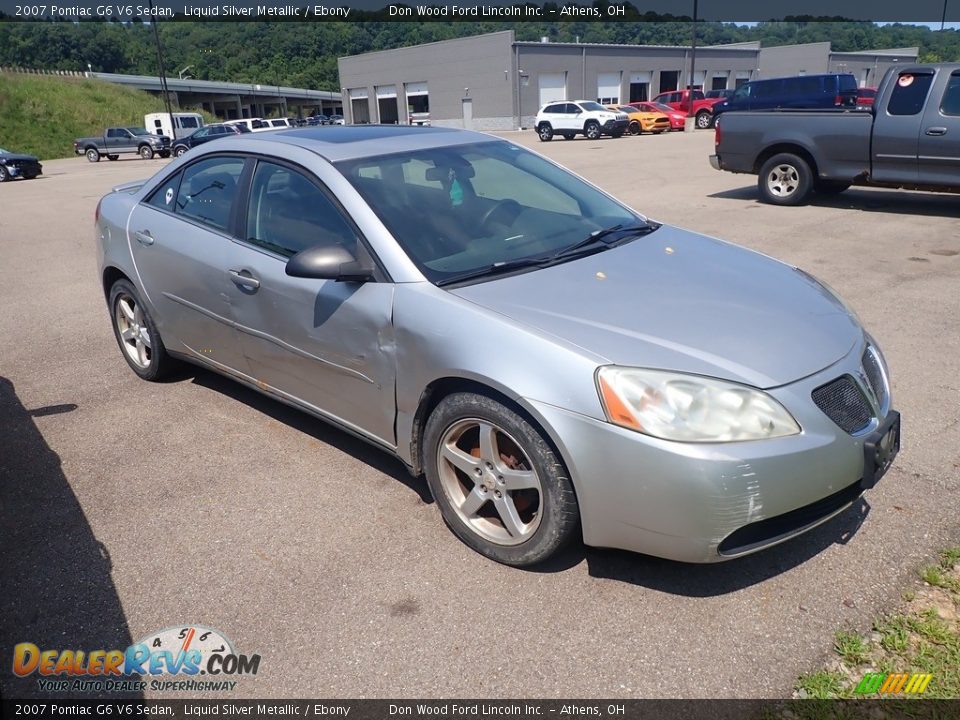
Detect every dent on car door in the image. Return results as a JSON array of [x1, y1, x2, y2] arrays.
[[225, 158, 397, 446], [127, 155, 249, 372], [917, 69, 960, 186]]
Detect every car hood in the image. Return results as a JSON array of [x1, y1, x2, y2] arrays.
[[0, 153, 39, 163], [450, 226, 861, 389]]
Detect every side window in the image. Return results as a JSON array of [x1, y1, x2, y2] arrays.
[[175, 157, 245, 232], [107, 129, 119, 138], [543, 104, 561, 114], [566, 103, 581, 114], [888, 73, 934, 116], [145, 170, 184, 211], [940, 72, 960, 116], [246, 161, 358, 258]]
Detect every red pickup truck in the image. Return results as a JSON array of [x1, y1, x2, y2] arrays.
[[652, 89, 724, 129]]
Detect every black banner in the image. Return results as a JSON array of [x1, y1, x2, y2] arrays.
[[4, 700, 960, 720]]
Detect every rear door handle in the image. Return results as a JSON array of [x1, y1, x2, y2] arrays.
[[228, 269, 260, 290], [133, 230, 154, 246], [926, 127, 948, 136]]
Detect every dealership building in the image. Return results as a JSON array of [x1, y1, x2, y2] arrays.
[[337, 31, 918, 131]]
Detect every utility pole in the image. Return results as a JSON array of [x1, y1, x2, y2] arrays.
[[148, 0, 175, 135], [688, 0, 698, 118], [941, 0, 948, 31]]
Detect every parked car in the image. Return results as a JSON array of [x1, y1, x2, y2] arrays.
[[74, 127, 171, 162], [306, 115, 329, 126], [608, 105, 670, 135], [224, 118, 273, 133], [705, 89, 736, 100], [327, 114, 345, 125], [710, 64, 960, 205], [96, 126, 899, 567], [652, 89, 724, 128], [712, 73, 859, 123], [0, 146, 42, 181], [856, 86, 878, 109], [171, 123, 250, 157], [535, 101, 628, 141], [629, 101, 687, 130]]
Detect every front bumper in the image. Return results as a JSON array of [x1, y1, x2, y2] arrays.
[[528, 341, 896, 563], [2, 162, 42, 178], [602, 119, 629, 135]]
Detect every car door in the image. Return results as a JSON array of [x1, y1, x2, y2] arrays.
[[917, 69, 960, 186], [872, 69, 935, 184], [106, 128, 128, 154], [188, 126, 212, 148], [127, 155, 249, 373], [224, 158, 397, 445]]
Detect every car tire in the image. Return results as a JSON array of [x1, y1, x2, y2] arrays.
[[424, 392, 580, 567], [815, 180, 851, 195], [584, 121, 602, 140], [173, 145, 188, 157], [108, 279, 178, 382], [696, 111, 712, 129], [86, 148, 100, 162], [0, 166, 8, 182], [758, 153, 813, 206], [107, 154, 119, 161], [537, 123, 554, 142], [628, 121, 641, 136], [139, 145, 154, 160], [562, 133, 576, 140]]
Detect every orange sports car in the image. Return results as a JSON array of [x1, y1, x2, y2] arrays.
[[608, 105, 671, 135]]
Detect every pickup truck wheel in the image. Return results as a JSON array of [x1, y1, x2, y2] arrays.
[[815, 180, 851, 195], [537, 123, 554, 142], [85, 148, 100, 163], [139, 145, 154, 160], [584, 121, 602, 140], [107, 155, 119, 161], [696, 111, 712, 129], [758, 153, 813, 206]]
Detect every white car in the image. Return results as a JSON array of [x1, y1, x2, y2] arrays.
[[535, 101, 629, 141], [224, 118, 274, 133]]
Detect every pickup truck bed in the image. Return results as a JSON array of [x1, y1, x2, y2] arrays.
[[710, 63, 960, 205]]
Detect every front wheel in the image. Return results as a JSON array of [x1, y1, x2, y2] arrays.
[[758, 153, 813, 206], [537, 124, 554, 142], [628, 121, 641, 136], [86, 148, 100, 162], [138, 145, 154, 160], [424, 393, 580, 567], [108, 279, 178, 381], [173, 145, 188, 157], [584, 121, 602, 140]]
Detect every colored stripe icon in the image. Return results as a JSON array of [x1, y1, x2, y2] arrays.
[[854, 672, 933, 695]]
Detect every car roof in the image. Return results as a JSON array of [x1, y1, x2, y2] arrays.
[[239, 125, 498, 162]]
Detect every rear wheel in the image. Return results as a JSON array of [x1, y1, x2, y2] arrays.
[[108, 279, 178, 381], [138, 145, 154, 160], [584, 121, 601, 140], [85, 148, 100, 162], [537, 123, 554, 142], [758, 153, 813, 206], [424, 393, 580, 567]]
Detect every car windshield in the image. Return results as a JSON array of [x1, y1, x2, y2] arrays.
[[337, 141, 644, 285], [578, 101, 609, 112], [128, 127, 151, 136]]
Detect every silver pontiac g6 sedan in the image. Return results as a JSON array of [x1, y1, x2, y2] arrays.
[[96, 126, 900, 566]]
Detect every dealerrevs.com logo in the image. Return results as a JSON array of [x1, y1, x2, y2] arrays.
[[13, 625, 261, 693]]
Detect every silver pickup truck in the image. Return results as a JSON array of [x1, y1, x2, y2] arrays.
[[710, 63, 960, 205]]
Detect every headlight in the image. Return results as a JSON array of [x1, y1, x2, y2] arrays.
[[596, 367, 801, 442]]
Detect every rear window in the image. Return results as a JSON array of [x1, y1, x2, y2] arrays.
[[887, 72, 934, 116]]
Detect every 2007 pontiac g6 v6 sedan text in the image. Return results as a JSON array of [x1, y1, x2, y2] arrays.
[[96, 126, 901, 566]]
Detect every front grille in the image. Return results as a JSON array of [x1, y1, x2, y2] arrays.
[[812, 376, 873, 434], [861, 346, 888, 411]]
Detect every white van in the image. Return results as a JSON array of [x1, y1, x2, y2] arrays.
[[224, 118, 274, 133], [145, 112, 204, 140]]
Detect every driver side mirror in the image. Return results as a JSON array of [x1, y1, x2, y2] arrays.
[[285, 245, 373, 282]]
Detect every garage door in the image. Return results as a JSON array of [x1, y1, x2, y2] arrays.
[[629, 71, 652, 102], [376, 85, 399, 124], [348, 88, 369, 124], [597, 72, 621, 104], [539, 73, 567, 106]]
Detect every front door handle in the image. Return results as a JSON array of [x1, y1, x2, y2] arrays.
[[926, 127, 948, 136], [133, 230, 154, 246], [228, 269, 260, 290]]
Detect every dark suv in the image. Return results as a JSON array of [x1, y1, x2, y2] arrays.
[[713, 73, 859, 121], [171, 123, 250, 157]]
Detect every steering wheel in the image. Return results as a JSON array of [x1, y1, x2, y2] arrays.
[[479, 199, 523, 231]]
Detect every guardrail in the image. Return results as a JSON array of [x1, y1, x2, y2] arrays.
[[0, 66, 88, 76]]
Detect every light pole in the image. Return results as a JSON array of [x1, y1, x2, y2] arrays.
[[685, 0, 699, 129]]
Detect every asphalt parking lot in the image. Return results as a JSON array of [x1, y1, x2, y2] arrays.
[[1, 128, 958, 700]]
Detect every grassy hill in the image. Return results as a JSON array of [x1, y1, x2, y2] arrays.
[[0, 72, 211, 160]]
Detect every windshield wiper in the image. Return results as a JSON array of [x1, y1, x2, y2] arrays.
[[435, 256, 554, 287], [552, 222, 660, 261]]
